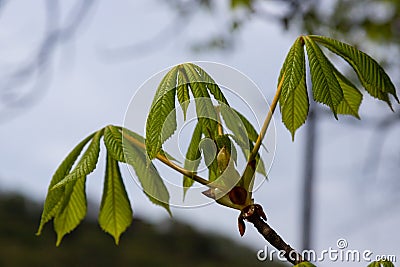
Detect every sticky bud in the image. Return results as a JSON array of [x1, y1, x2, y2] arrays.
[[238, 217, 246, 236], [229, 186, 247, 206], [217, 146, 230, 173]]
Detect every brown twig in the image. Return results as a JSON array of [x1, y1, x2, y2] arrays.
[[240, 204, 304, 265]]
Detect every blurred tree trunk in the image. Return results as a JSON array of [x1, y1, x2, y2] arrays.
[[301, 106, 317, 251]]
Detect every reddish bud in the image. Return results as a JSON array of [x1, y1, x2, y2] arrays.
[[229, 186, 247, 205]]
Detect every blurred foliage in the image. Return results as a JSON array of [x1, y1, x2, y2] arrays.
[[0, 193, 283, 267], [169, 0, 400, 67]]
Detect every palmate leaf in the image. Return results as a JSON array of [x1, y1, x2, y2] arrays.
[[52, 129, 104, 189], [99, 153, 133, 245], [104, 125, 125, 162], [232, 110, 259, 142], [51, 130, 104, 245], [278, 35, 398, 139], [181, 64, 219, 137], [183, 122, 203, 197], [367, 260, 395, 267], [122, 126, 178, 162], [146, 63, 230, 161], [125, 140, 171, 215], [146, 66, 178, 160], [194, 65, 229, 105], [54, 175, 86, 246], [177, 69, 190, 120], [304, 36, 343, 117], [310, 35, 399, 107], [108, 125, 172, 215], [333, 66, 363, 118], [37, 132, 97, 235], [278, 36, 309, 139], [220, 105, 266, 176], [293, 262, 317, 267]]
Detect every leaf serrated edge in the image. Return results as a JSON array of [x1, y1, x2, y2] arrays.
[[304, 36, 343, 117], [36, 131, 97, 235], [52, 129, 104, 189], [99, 152, 133, 245], [310, 35, 399, 108], [145, 66, 178, 160]]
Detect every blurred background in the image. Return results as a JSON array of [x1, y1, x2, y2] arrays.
[[0, 0, 399, 266]]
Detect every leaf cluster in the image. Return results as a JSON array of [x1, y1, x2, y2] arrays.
[[38, 36, 398, 258], [37, 125, 170, 245], [279, 35, 399, 139]]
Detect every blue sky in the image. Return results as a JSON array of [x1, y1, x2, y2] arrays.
[[0, 1, 398, 266]]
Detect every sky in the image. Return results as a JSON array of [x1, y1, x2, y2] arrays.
[[0, 1, 399, 266]]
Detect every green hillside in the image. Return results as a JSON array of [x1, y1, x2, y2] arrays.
[[0, 193, 283, 267]]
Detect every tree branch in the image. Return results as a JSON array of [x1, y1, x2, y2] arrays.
[[241, 204, 304, 265]]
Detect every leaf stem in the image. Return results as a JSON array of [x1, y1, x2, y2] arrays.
[[246, 73, 285, 167], [121, 130, 212, 187], [215, 105, 224, 136]]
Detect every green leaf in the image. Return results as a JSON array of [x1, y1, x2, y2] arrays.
[[177, 69, 190, 120], [368, 260, 395, 267], [52, 129, 104, 189], [193, 64, 229, 105], [146, 63, 230, 160], [182, 64, 219, 137], [104, 125, 125, 162], [146, 66, 178, 160], [294, 262, 317, 267], [230, 0, 252, 9], [219, 105, 265, 176], [220, 105, 251, 148], [125, 140, 171, 215], [279, 36, 309, 139], [225, 128, 266, 178], [304, 36, 343, 117], [310, 35, 399, 108], [37, 132, 96, 235], [183, 122, 203, 197], [54, 175, 87, 246], [232, 110, 259, 142], [333, 67, 363, 118], [121, 126, 179, 163], [99, 153, 133, 245]]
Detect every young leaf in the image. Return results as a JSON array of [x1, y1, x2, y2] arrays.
[[367, 260, 395, 267], [183, 122, 203, 197], [37, 132, 96, 235], [182, 64, 219, 136], [304, 36, 343, 117], [219, 105, 265, 175], [293, 262, 317, 267], [125, 141, 171, 215], [177, 69, 190, 120], [53, 176, 87, 246], [193, 64, 229, 105], [333, 67, 363, 118], [104, 125, 125, 162], [220, 105, 250, 148], [146, 66, 178, 160], [52, 129, 104, 189], [310, 35, 399, 107], [99, 153, 133, 245], [232, 110, 259, 142], [121, 126, 179, 162], [228, 134, 266, 176], [278, 36, 309, 139]]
